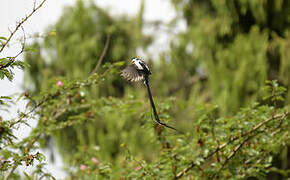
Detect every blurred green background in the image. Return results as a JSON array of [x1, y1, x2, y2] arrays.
[[22, 0, 290, 179]]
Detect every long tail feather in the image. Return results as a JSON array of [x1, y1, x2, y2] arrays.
[[144, 77, 178, 131]]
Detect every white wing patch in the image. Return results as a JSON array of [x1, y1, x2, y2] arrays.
[[132, 59, 143, 70], [135, 61, 143, 70]]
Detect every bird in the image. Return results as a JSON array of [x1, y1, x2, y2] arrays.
[[121, 57, 177, 131]]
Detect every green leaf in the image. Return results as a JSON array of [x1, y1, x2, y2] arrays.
[[0, 71, 3, 79], [113, 61, 125, 67], [16, 93, 25, 102], [1, 150, 12, 159], [12, 60, 29, 69], [35, 152, 46, 162], [0, 36, 7, 40], [1, 69, 13, 81], [0, 96, 12, 100], [0, 58, 10, 65], [24, 47, 37, 52], [23, 172, 30, 179]]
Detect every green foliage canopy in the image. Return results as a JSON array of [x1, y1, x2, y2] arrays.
[[0, 0, 289, 179]]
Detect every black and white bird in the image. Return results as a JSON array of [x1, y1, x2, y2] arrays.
[[121, 57, 177, 131], [121, 58, 151, 82]]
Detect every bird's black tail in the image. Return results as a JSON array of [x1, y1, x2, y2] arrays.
[[144, 77, 178, 131]]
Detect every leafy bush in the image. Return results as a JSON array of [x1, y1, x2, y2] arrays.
[[0, 0, 289, 179]]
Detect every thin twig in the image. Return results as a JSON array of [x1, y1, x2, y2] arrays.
[[0, 0, 47, 53], [4, 164, 18, 180], [91, 34, 110, 75], [124, 145, 156, 177], [175, 112, 289, 179], [213, 121, 287, 179], [0, 26, 26, 70], [208, 112, 289, 158], [212, 131, 260, 179], [39, 173, 56, 180], [5, 69, 111, 179], [210, 114, 220, 162], [176, 161, 195, 178], [33, 0, 37, 10], [9, 69, 110, 128]]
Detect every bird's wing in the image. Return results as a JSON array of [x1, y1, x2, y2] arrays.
[[139, 61, 151, 75], [121, 64, 144, 82]]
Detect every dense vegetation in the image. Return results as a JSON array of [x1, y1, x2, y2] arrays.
[[0, 0, 289, 179]]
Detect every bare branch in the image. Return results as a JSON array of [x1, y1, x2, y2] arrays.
[[0, 26, 26, 70], [33, 0, 37, 10], [91, 34, 111, 75], [0, 0, 47, 53]]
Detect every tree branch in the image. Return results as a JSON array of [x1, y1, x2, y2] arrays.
[[5, 69, 111, 179], [175, 112, 289, 179], [208, 112, 289, 158], [9, 69, 110, 128], [91, 34, 110, 75], [212, 131, 261, 179], [0, 26, 26, 71], [176, 161, 196, 178], [0, 0, 47, 53]]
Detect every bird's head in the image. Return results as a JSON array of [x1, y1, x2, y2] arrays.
[[131, 57, 139, 64]]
